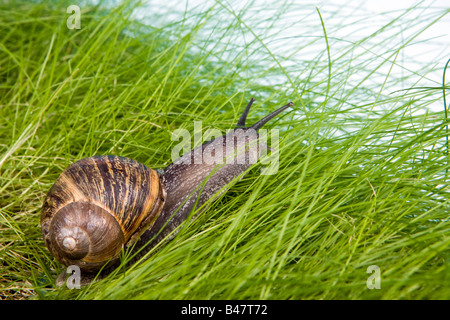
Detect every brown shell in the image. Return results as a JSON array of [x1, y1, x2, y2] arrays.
[[41, 155, 166, 271]]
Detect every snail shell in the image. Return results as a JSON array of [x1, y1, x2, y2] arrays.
[[41, 155, 166, 272]]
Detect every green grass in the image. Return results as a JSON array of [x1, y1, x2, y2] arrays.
[[1, 0, 449, 299]]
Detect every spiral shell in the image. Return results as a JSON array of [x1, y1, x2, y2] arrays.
[[41, 155, 166, 272]]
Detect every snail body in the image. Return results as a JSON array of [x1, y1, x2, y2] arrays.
[[41, 99, 293, 278]]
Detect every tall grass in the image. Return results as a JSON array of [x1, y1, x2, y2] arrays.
[[0, 0, 449, 299]]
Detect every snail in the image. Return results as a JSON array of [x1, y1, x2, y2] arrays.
[[41, 98, 293, 283]]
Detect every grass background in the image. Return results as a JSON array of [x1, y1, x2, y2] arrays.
[[0, 0, 449, 299]]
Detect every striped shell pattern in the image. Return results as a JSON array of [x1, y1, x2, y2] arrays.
[[41, 156, 166, 271]]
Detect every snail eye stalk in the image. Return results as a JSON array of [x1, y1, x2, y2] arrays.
[[250, 101, 294, 131], [236, 98, 256, 127]]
